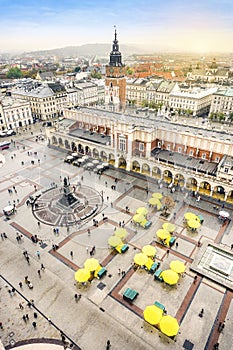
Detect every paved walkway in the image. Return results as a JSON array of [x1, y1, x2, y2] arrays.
[[0, 128, 233, 350]]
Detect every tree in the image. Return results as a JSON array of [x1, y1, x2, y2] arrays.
[[228, 112, 233, 125], [6, 67, 23, 79], [141, 100, 149, 107], [90, 70, 102, 79], [126, 67, 134, 75]]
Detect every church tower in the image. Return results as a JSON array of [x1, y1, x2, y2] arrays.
[[105, 28, 126, 111]]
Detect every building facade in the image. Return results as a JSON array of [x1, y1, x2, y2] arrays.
[[0, 96, 33, 130], [47, 107, 233, 203], [209, 87, 233, 116]]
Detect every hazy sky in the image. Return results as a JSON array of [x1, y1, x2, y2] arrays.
[[0, 0, 233, 53]]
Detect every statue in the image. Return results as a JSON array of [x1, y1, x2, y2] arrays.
[[64, 177, 68, 187]]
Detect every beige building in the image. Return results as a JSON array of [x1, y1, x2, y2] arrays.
[[169, 87, 217, 116], [11, 83, 67, 121], [0, 96, 33, 131], [47, 107, 233, 203], [209, 87, 233, 116]]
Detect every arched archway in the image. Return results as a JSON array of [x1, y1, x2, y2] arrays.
[[186, 177, 197, 191], [174, 173, 185, 187], [142, 163, 150, 175], [132, 160, 140, 172], [93, 148, 99, 159], [119, 157, 126, 169], [199, 181, 211, 196], [78, 143, 84, 154], [85, 146, 91, 155], [213, 185, 225, 200], [163, 169, 173, 184], [227, 190, 233, 204], [64, 139, 70, 149], [100, 151, 107, 161], [71, 142, 77, 151], [109, 153, 115, 165], [58, 137, 63, 146], [52, 136, 57, 145], [152, 166, 161, 179]]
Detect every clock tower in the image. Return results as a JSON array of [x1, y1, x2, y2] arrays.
[[105, 28, 126, 111]]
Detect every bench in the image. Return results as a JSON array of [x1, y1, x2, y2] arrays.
[[97, 267, 107, 279], [123, 288, 139, 303], [154, 268, 163, 281], [169, 237, 176, 246], [154, 301, 166, 311], [121, 244, 129, 253], [150, 262, 160, 273]]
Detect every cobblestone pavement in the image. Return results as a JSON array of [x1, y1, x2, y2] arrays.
[[0, 127, 233, 350]]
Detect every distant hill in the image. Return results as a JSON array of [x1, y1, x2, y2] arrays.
[[25, 43, 148, 58]]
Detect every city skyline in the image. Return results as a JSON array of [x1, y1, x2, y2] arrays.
[[0, 0, 233, 53]]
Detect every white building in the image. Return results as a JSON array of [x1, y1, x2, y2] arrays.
[[0, 96, 33, 131], [209, 87, 233, 116]]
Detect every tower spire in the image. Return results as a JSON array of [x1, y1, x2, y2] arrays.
[[109, 25, 122, 67]]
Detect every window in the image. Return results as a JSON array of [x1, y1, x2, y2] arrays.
[[119, 137, 126, 152], [158, 141, 161, 148], [224, 168, 229, 173], [139, 143, 144, 151], [178, 147, 182, 153], [202, 153, 206, 159], [167, 144, 171, 151], [189, 150, 193, 156], [215, 156, 220, 162]]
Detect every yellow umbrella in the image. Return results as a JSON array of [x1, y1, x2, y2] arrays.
[[187, 219, 201, 229], [74, 268, 90, 283], [184, 212, 197, 221], [161, 269, 179, 285], [156, 229, 170, 240], [134, 253, 149, 266], [136, 207, 148, 216], [143, 305, 163, 325], [142, 245, 156, 257], [133, 214, 145, 223], [84, 258, 100, 271], [159, 315, 179, 337], [162, 223, 176, 233], [149, 197, 161, 206], [108, 235, 122, 247], [114, 228, 128, 239], [152, 192, 163, 199], [170, 260, 186, 274]]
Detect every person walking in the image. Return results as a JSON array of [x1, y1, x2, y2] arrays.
[[37, 270, 41, 277], [70, 251, 73, 259], [106, 340, 111, 349], [36, 251, 40, 259], [41, 263, 45, 271], [32, 321, 37, 328]]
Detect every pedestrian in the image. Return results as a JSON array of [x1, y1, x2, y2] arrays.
[[19, 303, 24, 310], [118, 268, 121, 275], [32, 321, 37, 328], [175, 242, 178, 249], [36, 251, 40, 259], [106, 340, 111, 349], [193, 275, 197, 284], [34, 312, 38, 319], [214, 343, 219, 350], [86, 247, 89, 254], [41, 263, 45, 270], [22, 315, 27, 322], [199, 308, 204, 318], [37, 221, 40, 227], [3, 232, 7, 239], [70, 251, 73, 259], [19, 282, 23, 288], [87, 228, 91, 236], [106, 196, 109, 201], [25, 314, 29, 320], [220, 321, 225, 332], [166, 249, 169, 255], [1, 233, 3, 240], [26, 256, 30, 264], [231, 244, 233, 250], [37, 270, 41, 277]]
